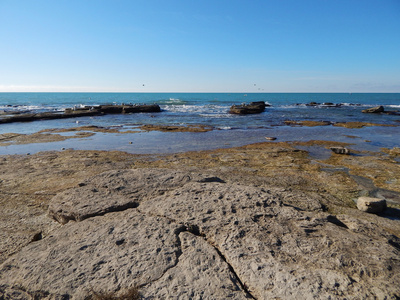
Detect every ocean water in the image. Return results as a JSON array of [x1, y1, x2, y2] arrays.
[[0, 93, 399, 155]]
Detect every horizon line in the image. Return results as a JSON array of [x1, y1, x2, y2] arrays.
[[1, 91, 399, 94]]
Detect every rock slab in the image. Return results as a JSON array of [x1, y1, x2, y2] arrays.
[[48, 169, 221, 224], [1, 169, 400, 299]]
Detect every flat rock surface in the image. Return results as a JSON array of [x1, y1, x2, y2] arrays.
[[1, 210, 199, 299], [1, 169, 399, 299], [139, 180, 400, 299], [48, 169, 224, 223]]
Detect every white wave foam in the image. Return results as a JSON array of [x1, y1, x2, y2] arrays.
[[158, 98, 188, 105], [199, 113, 233, 118], [0, 104, 44, 111], [162, 104, 228, 114]]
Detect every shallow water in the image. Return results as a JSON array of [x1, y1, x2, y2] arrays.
[[1, 93, 399, 155], [1, 124, 398, 156]]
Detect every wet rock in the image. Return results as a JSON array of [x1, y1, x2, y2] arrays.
[[330, 146, 350, 155], [98, 104, 161, 114], [362, 106, 384, 113], [357, 196, 387, 213], [229, 101, 266, 114], [382, 110, 400, 116], [0, 104, 161, 124]]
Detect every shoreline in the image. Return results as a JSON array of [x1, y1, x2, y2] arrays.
[[1, 132, 400, 298]]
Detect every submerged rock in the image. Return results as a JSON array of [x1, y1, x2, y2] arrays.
[[362, 106, 384, 113]]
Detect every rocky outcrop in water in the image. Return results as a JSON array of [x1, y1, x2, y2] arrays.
[[0, 104, 161, 124], [330, 146, 350, 155], [306, 102, 342, 107], [1, 168, 399, 299], [362, 105, 400, 115], [362, 106, 385, 113], [229, 101, 267, 114]]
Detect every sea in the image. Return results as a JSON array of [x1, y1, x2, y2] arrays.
[[0, 93, 399, 155]]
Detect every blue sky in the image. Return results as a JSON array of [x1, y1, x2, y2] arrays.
[[1, 0, 399, 92]]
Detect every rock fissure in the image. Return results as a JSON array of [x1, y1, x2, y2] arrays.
[[74, 201, 140, 222], [139, 225, 185, 289], [173, 221, 256, 299], [203, 238, 257, 299], [50, 200, 140, 224], [5, 167, 398, 298], [136, 206, 255, 298]]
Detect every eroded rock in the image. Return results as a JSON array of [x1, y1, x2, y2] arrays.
[[0, 210, 182, 299], [1, 169, 399, 299], [48, 169, 223, 224], [143, 232, 249, 299], [139, 181, 400, 299]]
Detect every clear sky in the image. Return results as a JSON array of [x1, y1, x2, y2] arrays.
[[1, 0, 399, 92]]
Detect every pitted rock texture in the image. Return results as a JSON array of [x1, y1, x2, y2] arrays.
[[1, 210, 182, 299], [48, 169, 224, 224], [143, 231, 249, 299], [139, 181, 400, 299], [1, 169, 400, 299]]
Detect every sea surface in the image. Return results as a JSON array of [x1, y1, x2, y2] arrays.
[[0, 93, 399, 155]]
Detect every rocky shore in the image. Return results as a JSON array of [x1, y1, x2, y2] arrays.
[[0, 139, 400, 299]]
